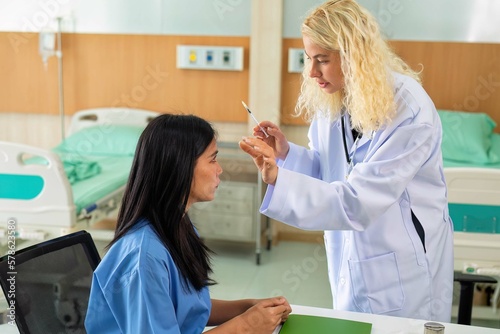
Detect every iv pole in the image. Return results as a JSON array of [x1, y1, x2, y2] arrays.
[[39, 17, 66, 141], [56, 17, 65, 141]]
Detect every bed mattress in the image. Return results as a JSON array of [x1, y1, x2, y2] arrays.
[[71, 155, 133, 214]]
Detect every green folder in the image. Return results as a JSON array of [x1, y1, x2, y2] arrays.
[[279, 314, 372, 333]]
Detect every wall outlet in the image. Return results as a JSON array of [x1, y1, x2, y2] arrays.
[[288, 48, 305, 73], [177, 45, 244, 71]]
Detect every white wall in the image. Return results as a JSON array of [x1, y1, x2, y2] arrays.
[[0, 0, 251, 36], [284, 0, 500, 43], [0, 113, 248, 150], [1, 0, 500, 42], [0, 113, 70, 149]]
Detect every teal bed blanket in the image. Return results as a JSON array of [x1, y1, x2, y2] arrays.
[[60, 157, 101, 185], [69, 154, 133, 214]]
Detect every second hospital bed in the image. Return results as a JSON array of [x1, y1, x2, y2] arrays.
[[439, 110, 500, 318], [0, 107, 159, 244]]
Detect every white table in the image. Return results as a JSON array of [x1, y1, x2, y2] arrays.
[[273, 304, 500, 334], [2, 304, 499, 333]]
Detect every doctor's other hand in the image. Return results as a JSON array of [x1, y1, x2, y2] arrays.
[[239, 136, 279, 185], [253, 121, 290, 160], [240, 297, 292, 333]]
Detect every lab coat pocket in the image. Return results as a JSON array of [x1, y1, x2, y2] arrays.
[[349, 252, 404, 314]]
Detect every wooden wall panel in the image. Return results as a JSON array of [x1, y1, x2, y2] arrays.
[[281, 39, 500, 130], [281, 38, 305, 125], [0, 32, 250, 122], [2, 33, 499, 128], [391, 41, 500, 128], [1, 32, 59, 115]]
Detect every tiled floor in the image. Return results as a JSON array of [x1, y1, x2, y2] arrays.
[[206, 239, 333, 309], [205, 239, 500, 330]]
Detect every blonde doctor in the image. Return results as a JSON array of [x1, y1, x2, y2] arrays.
[[239, 0, 454, 322]]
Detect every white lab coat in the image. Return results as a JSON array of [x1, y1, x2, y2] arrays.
[[261, 73, 454, 322]]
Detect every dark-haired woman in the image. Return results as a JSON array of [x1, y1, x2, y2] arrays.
[[85, 114, 291, 333]]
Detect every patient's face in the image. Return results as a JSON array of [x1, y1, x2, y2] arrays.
[[188, 139, 222, 209]]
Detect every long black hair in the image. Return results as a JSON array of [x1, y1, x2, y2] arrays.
[[110, 113, 216, 291]]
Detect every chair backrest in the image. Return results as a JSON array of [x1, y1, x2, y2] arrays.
[[0, 230, 101, 334]]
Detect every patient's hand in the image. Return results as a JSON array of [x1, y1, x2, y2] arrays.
[[240, 297, 291, 333]]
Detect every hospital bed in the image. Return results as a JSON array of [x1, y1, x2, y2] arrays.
[[0, 107, 159, 248], [439, 110, 500, 319]]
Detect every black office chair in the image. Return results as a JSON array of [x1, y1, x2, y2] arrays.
[[0, 230, 101, 334], [454, 271, 497, 325]]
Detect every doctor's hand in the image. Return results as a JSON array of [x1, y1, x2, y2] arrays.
[[239, 136, 279, 185], [252, 121, 290, 160]]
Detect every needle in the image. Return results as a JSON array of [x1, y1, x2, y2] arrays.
[[241, 101, 269, 138]]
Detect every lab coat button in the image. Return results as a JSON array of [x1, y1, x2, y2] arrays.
[[340, 277, 346, 285]]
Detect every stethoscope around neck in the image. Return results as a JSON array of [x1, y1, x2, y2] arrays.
[[341, 114, 360, 163], [341, 114, 362, 178], [340, 114, 375, 178]]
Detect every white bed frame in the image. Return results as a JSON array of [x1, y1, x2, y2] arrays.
[[445, 167, 500, 268], [444, 167, 500, 317], [0, 108, 159, 245]]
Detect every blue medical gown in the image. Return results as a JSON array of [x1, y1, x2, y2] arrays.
[[85, 220, 211, 334]]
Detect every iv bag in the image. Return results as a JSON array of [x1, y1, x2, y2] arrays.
[[39, 30, 56, 65]]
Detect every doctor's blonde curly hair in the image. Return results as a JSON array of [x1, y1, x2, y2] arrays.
[[295, 0, 421, 133]]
